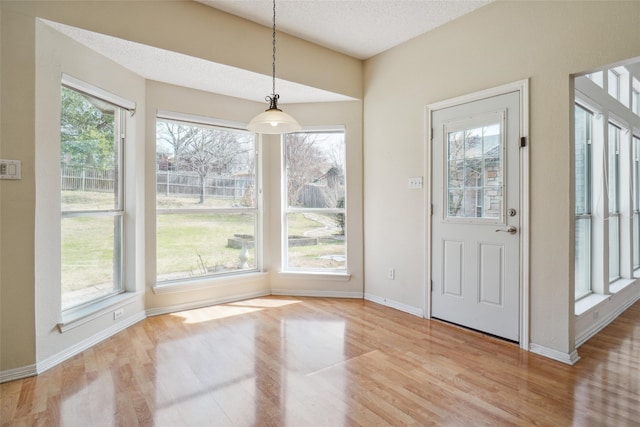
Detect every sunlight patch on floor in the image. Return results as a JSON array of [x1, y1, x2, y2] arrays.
[[170, 297, 302, 323]]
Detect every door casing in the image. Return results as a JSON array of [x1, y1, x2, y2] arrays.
[[425, 80, 530, 349]]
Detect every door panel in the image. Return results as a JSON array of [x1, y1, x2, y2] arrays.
[[431, 92, 520, 341]]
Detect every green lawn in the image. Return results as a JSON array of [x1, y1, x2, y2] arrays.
[[62, 192, 346, 298]]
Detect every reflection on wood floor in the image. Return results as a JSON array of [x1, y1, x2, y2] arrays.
[[2, 297, 639, 426]]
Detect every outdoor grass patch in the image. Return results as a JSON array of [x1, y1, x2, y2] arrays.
[[61, 216, 117, 291], [156, 212, 256, 280], [287, 212, 323, 236], [62, 193, 347, 286]]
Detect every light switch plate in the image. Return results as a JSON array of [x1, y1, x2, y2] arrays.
[[408, 176, 423, 189], [0, 159, 21, 180]]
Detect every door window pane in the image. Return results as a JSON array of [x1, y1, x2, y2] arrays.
[[446, 120, 502, 220]]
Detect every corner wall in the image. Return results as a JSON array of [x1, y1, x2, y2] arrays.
[[0, 0, 363, 377], [363, 0, 640, 358]]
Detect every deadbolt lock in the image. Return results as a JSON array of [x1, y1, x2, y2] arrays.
[[507, 208, 517, 217]]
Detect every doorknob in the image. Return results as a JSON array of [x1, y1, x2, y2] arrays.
[[495, 226, 517, 235]]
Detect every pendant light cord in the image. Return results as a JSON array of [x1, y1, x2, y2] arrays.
[[271, 0, 277, 97], [266, 0, 280, 110]]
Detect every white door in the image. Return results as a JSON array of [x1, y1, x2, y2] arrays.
[[431, 91, 520, 341]]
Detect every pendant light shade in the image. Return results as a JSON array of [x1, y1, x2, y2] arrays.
[[248, 94, 301, 134], [248, 0, 301, 135]]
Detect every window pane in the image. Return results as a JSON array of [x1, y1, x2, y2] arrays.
[[608, 69, 620, 100], [634, 213, 640, 270], [574, 105, 593, 299], [575, 106, 592, 215], [285, 212, 346, 270], [60, 84, 124, 311], [634, 137, 640, 269], [156, 120, 256, 209], [61, 215, 122, 310], [609, 215, 620, 281], [575, 218, 591, 299], [608, 125, 620, 213], [587, 71, 603, 88], [446, 121, 502, 220], [283, 130, 347, 272], [157, 212, 256, 282], [285, 132, 345, 209], [155, 117, 258, 284], [634, 136, 640, 211], [61, 87, 122, 211]]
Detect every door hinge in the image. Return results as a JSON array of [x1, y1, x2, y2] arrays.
[[430, 280, 433, 292], [431, 204, 433, 215], [520, 136, 526, 148]]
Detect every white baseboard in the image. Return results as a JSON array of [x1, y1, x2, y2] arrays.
[[529, 343, 580, 365], [575, 292, 640, 347], [364, 293, 424, 317], [35, 312, 146, 376], [270, 289, 363, 299], [145, 290, 271, 317], [0, 364, 38, 384]]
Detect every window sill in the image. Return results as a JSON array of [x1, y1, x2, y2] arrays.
[[575, 293, 610, 316], [152, 271, 269, 294], [610, 278, 636, 294], [276, 271, 352, 282], [58, 292, 140, 333]]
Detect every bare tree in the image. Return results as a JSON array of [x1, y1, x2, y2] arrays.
[[285, 133, 326, 206], [184, 127, 247, 203], [157, 120, 250, 204], [156, 121, 196, 171]]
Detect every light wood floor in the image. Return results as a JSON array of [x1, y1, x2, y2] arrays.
[[2, 297, 639, 426]]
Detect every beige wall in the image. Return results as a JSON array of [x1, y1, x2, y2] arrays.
[[0, 0, 362, 375], [4, 0, 640, 377], [363, 0, 640, 358]]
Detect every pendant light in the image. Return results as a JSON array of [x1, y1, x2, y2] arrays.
[[248, 0, 301, 134]]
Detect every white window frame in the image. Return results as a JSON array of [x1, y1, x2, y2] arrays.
[[633, 135, 640, 272], [281, 128, 348, 274], [575, 66, 640, 308], [574, 103, 593, 300], [608, 123, 621, 282], [59, 74, 136, 319], [154, 111, 262, 286]]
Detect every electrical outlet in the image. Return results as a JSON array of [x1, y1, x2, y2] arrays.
[[388, 268, 395, 280], [113, 309, 124, 320]]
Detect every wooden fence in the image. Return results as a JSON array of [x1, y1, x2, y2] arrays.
[[61, 165, 253, 200]]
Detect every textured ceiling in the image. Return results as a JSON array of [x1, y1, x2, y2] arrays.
[[197, 0, 492, 60], [43, 1, 493, 104]]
